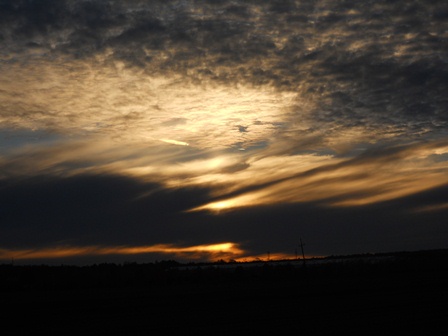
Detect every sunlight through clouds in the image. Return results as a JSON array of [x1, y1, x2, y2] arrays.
[[188, 141, 448, 211], [0, 58, 297, 150], [1, 0, 448, 263], [0, 242, 244, 262]]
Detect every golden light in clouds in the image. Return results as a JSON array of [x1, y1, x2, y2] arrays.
[[160, 139, 189, 146], [0, 243, 244, 262], [0, 58, 296, 150], [4, 57, 447, 215], [188, 142, 448, 211], [413, 203, 448, 214], [189, 194, 261, 213]]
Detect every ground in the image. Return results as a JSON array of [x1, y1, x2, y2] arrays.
[[2, 251, 448, 335]]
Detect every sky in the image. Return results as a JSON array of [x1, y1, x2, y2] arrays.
[[1, 0, 448, 265]]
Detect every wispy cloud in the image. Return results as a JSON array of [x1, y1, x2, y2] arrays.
[[189, 140, 448, 210], [0, 242, 244, 262]]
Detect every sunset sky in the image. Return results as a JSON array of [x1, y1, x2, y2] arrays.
[[1, 0, 448, 265]]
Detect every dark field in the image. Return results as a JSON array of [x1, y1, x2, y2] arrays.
[[2, 250, 448, 335]]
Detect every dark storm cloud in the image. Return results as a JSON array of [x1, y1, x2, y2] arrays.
[[1, 171, 447, 261], [2, 0, 447, 139], [208, 185, 448, 258], [0, 173, 212, 249]]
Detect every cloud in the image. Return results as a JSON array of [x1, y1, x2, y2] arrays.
[[2, 128, 448, 215], [0, 173, 211, 248], [1, 0, 448, 263], [2, 0, 447, 141], [0, 242, 244, 263], [160, 139, 189, 146], [188, 140, 448, 211], [1, 171, 447, 264], [0, 61, 296, 151]]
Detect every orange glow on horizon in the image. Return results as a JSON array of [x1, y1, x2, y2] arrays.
[[0, 243, 321, 264], [0, 242, 245, 262], [233, 252, 324, 263]]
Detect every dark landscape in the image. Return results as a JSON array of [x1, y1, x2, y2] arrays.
[[2, 249, 448, 335]]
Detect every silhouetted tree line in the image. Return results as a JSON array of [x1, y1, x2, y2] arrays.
[[0, 260, 180, 291], [2, 249, 448, 292]]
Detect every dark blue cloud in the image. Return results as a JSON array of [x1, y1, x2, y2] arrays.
[[1, 172, 447, 261], [0, 174, 211, 248]]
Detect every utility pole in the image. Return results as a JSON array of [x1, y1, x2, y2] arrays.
[[300, 238, 306, 268], [300, 238, 309, 288]]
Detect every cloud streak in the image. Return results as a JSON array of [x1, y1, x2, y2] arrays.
[[188, 140, 448, 211], [0, 242, 244, 262]]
